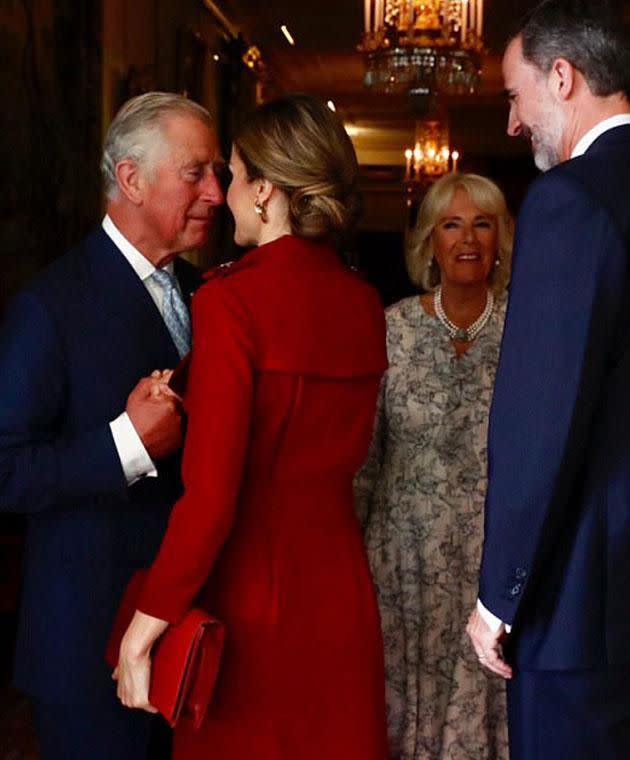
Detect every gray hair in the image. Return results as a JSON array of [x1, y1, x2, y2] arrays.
[[406, 173, 513, 296], [101, 92, 213, 200], [516, 0, 630, 97]]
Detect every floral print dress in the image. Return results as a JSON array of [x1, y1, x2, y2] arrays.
[[355, 295, 509, 760]]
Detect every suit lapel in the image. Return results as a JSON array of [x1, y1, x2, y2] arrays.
[[174, 257, 203, 309], [82, 227, 181, 368]]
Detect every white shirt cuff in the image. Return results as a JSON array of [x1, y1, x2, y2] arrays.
[[110, 412, 158, 486], [477, 598, 512, 634]]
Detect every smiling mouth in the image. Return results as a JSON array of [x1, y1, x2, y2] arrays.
[[456, 253, 481, 261]]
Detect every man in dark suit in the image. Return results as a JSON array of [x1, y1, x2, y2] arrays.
[[0, 92, 224, 759], [466, 1, 630, 757]]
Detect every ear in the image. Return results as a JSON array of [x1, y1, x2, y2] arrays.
[[114, 159, 146, 205], [254, 177, 274, 205], [548, 57, 576, 101]]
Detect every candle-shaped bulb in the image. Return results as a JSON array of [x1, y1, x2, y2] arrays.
[[404, 148, 413, 180]]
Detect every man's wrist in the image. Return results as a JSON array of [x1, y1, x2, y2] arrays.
[[110, 412, 157, 485], [477, 598, 512, 634]]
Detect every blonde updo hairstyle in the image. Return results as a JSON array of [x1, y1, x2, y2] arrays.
[[406, 173, 513, 295], [233, 94, 360, 251]]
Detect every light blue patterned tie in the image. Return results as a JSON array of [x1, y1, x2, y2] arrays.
[[151, 268, 191, 358]]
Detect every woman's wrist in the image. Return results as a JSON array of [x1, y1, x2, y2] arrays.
[[120, 609, 169, 660]]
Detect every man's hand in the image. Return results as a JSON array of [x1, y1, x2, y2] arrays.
[[126, 375, 183, 460], [466, 608, 513, 679]]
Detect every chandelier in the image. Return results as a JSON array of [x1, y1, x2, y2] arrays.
[[359, 0, 484, 96], [404, 119, 460, 204]]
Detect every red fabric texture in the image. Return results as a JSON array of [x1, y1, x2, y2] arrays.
[[139, 235, 389, 759]]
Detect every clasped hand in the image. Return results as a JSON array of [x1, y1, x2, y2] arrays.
[[126, 369, 184, 460], [146, 368, 182, 402]]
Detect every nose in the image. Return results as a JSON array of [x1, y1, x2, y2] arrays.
[[201, 169, 225, 206], [462, 223, 476, 243], [507, 105, 522, 137]]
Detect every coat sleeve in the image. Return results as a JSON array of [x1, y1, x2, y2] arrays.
[[0, 289, 128, 513], [478, 171, 628, 625], [353, 374, 387, 530], [138, 280, 255, 623]]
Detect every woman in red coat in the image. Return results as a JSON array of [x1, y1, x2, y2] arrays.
[[114, 94, 389, 759]]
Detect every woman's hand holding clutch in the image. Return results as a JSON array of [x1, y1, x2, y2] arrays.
[[113, 609, 169, 713]]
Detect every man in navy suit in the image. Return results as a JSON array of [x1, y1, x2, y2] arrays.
[[0, 92, 224, 759], [466, 1, 630, 757]]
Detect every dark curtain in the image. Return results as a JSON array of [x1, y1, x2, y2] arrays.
[[0, 0, 103, 314]]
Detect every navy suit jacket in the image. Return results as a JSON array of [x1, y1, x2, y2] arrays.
[[0, 226, 201, 702], [479, 124, 630, 670]]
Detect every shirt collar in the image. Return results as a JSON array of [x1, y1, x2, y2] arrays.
[[571, 114, 630, 158], [101, 215, 174, 280]]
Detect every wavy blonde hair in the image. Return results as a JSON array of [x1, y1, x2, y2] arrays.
[[406, 173, 513, 295], [233, 95, 360, 251]]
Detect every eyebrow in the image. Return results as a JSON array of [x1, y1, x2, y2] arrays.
[[181, 160, 205, 170], [440, 214, 492, 221], [180, 158, 226, 174]]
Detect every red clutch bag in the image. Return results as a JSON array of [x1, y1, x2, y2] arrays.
[[106, 570, 225, 730]]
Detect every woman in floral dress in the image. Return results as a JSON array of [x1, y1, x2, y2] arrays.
[[356, 173, 513, 760]]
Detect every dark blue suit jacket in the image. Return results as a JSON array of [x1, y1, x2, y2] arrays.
[[0, 226, 201, 702], [479, 124, 630, 670]]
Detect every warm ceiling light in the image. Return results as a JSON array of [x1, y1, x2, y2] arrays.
[[404, 119, 460, 183], [212, 54, 220, 62], [242, 45, 263, 71], [327, 100, 336, 112], [280, 25, 295, 45], [360, 0, 484, 96]]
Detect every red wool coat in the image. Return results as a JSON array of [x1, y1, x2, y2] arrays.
[[139, 234, 389, 759]]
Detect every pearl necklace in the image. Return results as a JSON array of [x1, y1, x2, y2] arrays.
[[433, 285, 494, 342]]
